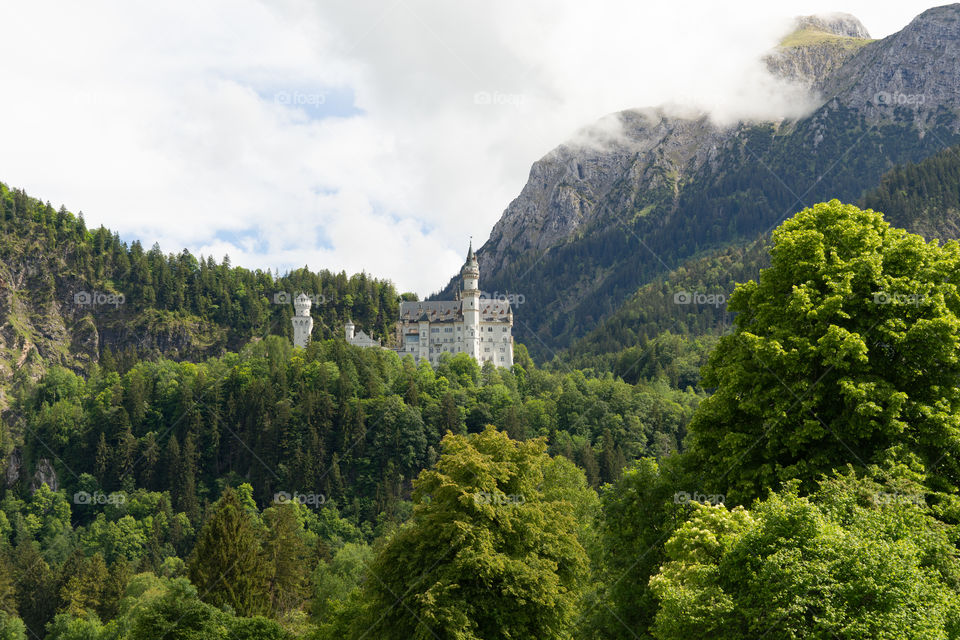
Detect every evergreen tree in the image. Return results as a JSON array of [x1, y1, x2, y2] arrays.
[[187, 487, 268, 617]]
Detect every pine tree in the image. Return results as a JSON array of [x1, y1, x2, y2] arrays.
[[187, 488, 268, 617]]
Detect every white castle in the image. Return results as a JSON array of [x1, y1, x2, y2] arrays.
[[292, 243, 515, 367]]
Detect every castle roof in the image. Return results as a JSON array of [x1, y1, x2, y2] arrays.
[[399, 298, 512, 323]]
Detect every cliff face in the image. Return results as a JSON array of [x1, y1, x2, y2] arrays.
[[483, 110, 733, 273], [445, 5, 960, 358], [764, 13, 873, 94]]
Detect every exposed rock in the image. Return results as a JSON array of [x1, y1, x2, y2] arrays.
[[822, 4, 960, 127], [483, 109, 735, 272], [764, 14, 873, 94], [447, 4, 960, 356], [478, 5, 960, 279], [30, 458, 58, 493], [794, 13, 871, 39], [5, 449, 20, 487]]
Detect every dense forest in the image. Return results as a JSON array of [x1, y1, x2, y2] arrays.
[[0, 181, 403, 377], [6, 143, 960, 636], [0, 200, 956, 638]]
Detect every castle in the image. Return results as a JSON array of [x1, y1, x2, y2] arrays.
[[394, 242, 514, 367], [291, 243, 514, 367]]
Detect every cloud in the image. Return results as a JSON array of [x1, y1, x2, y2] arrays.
[[0, 0, 939, 295]]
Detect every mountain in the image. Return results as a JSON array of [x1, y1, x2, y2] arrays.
[[764, 13, 874, 92], [438, 4, 960, 361], [558, 141, 960, 383]]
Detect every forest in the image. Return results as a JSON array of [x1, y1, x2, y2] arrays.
[[0, 199, 956, 638]]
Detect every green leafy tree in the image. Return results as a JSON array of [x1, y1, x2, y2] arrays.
[[310, 542, 373, 622], [0, 612, 25, 640], [187, 488, 267, 617], [685, 200, 960, 502], [128, 577, 228, 640], [336, 427, 591, 639], [582, 457, 690, 639], [649, 474, 960, 639]]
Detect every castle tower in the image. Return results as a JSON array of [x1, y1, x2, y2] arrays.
[[291, 293, 314, 348], [345, 319, 355, 341], [461, 241, 481, 361]]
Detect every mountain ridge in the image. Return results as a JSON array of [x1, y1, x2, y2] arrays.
[[437, 3, 960, 360]]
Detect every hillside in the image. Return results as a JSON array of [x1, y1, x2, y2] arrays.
[[0, 183, 400, 406]]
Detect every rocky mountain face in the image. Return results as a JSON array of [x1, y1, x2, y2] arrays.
[[438, 4, 960, 359], [764, 13, 873, 93]]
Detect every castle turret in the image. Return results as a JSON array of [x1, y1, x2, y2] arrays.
[[461, 241, 481, 361], [291, 293, 314, 348], [345, 319, 355, 341]]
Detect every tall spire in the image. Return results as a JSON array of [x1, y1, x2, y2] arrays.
[[466, 236, 475, 263]]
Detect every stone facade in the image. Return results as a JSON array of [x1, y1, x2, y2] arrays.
[[394, 243, 513, 367]]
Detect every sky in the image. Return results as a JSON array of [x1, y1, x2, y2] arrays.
[[0, 0, 943, 296]]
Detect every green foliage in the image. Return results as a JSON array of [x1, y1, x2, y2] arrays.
[[582, 457, 691, 638], [310, 542, 373, 622], [649, 475, 960, 639], [187, 488, 268, 617], [334, 427, 593, 639], [685, 200, 960, 502]]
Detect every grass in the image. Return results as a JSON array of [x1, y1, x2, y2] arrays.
[[778, 28, 875, 50]]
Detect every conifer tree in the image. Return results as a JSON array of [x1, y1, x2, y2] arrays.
[[187, 488, 267, 617]]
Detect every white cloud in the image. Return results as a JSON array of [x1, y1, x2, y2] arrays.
[[0, 0, 940, 295]]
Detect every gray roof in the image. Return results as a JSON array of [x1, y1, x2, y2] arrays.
[[400, 300, 462, 322], [399, 298, 512, 323]]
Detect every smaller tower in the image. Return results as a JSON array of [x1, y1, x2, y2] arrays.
[[345, 319, 355, 342], [291, 293, 313, 348]]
